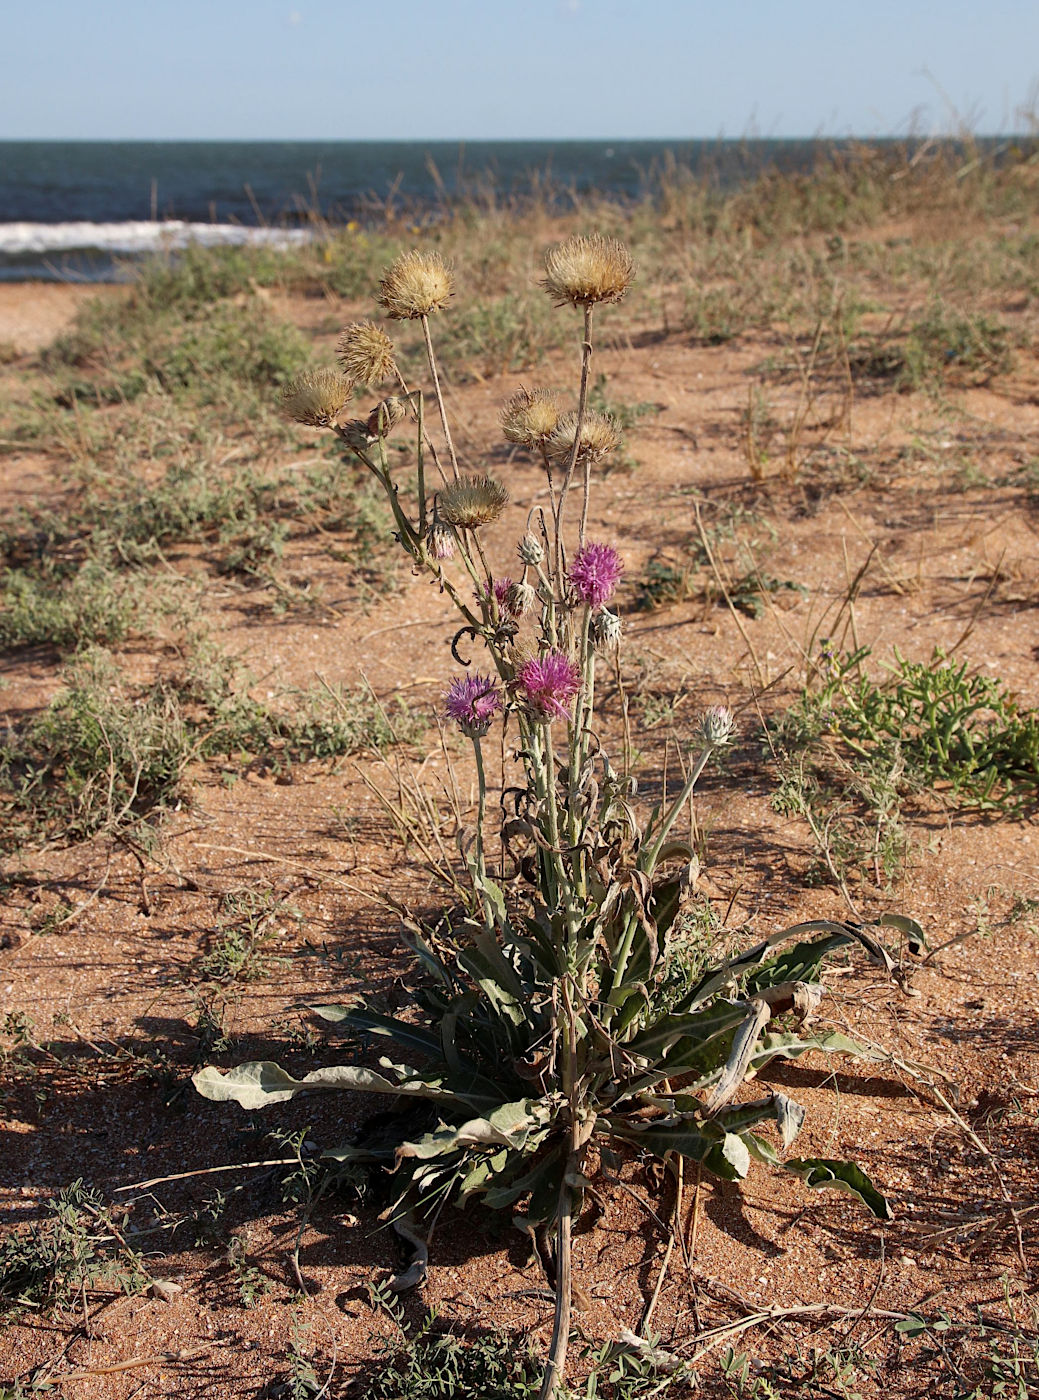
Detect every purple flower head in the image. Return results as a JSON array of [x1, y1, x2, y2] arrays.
[[477, 577, 521, 618], [444, 673, 502, 739], [517, 650, 582, 722], [568, 541, 623, 608]]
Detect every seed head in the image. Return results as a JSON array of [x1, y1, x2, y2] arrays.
[[541, 234, 635, 308], [499, 387, 562, 449], [377, 249, 454, 320], [568, 540, 623, 608], [280, 367, 354, 428], [365, 396, 408, 438], [697, 705, 736, 749], [545, 411, 621, 469], [337, 320, 398, 385], [517, 650, 582, 722], [444, 673, 502, 739], [590, 608, 623, 651], [437, 475, 510, 530]]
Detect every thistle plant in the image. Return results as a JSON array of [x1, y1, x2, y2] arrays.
[[197, 235, 918, 1398]]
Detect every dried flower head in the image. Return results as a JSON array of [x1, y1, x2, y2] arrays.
[[279, 368, 353, 428], [545, 411, 621, 469], [499, 387, 562, 448], [568, 540, 623, 608], [541, 233, 635, 308], [437, 475, 510, 530], [517, 650, 582, 722], [504, 580, 537, 618], [425, 520, 455, 561], [697, 705, 736, 749], [365, 396, 408, 438], [444, 673, 501, 739], [337, 320, 398, 385], [338, 419, 374, 451], [591, 608, 622, 651], [377, 249, 454, 320]]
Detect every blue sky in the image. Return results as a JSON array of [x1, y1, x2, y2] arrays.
[[3, 0, 1036, 140]]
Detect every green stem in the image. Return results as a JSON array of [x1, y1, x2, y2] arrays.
[[472, 735, 489, 901], [643, 744, 714, 877]]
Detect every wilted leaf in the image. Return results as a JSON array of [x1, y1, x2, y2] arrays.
[[193, 1060, 459, 1111], [783, 1157, 892, 1219], [721, 1132, 750, 1179], [773, 1093, 806, 1147]]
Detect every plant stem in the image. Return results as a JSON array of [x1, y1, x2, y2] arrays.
[[538, 1194, 572, 1400], [643, 744, 713, 876], [421, 314, 459, 480], [554, 302, 594, 585], [472, 736, 489, 896], [415, 388, 427, 534], [393, 373, 448, 487]]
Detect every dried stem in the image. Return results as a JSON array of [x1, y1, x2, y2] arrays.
[[538, 1195, 573, 1400], [421, 313, 459, 479], [554, 302, 594, 585]]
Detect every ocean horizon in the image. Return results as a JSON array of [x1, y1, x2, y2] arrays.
[[0, 136, 1021, 282]]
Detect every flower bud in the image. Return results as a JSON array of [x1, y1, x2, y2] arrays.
[[426, 520, 455, 560], [505, 580, 537, 618], [518, 532, 544, 566], [697, 705, 736, 749], [365, 395, 408, 438], [591, 608, 622, 651]]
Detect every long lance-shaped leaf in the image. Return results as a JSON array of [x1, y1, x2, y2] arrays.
[[603, 1118, 750, 1183], [693, 1028, 881, 1094], [627, 1027, 877, 1102], [312, 1005, 509, 1107], [623, 1000, 748, 1059], [680, 920, 912, 1011], [782, 1158, 892, 1220], [312, 1005, 442, 1059], [741, 937, 857, 997], [455, 943, 528, 1032], [193, 1060, 470, 1111]]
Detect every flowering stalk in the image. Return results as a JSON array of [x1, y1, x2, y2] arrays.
[[202, 231, 911, 1400], [421, 312, 460, 480], [553, 301, 593, 583]]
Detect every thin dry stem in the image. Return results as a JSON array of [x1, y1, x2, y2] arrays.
[[422, 314, 459, 479]]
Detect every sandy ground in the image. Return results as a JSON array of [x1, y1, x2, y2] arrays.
[[0, 282, 118, 354], [2, 278, 1039, 1397]]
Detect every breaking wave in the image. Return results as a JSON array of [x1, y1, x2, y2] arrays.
[[0, 221, 315, 256]]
